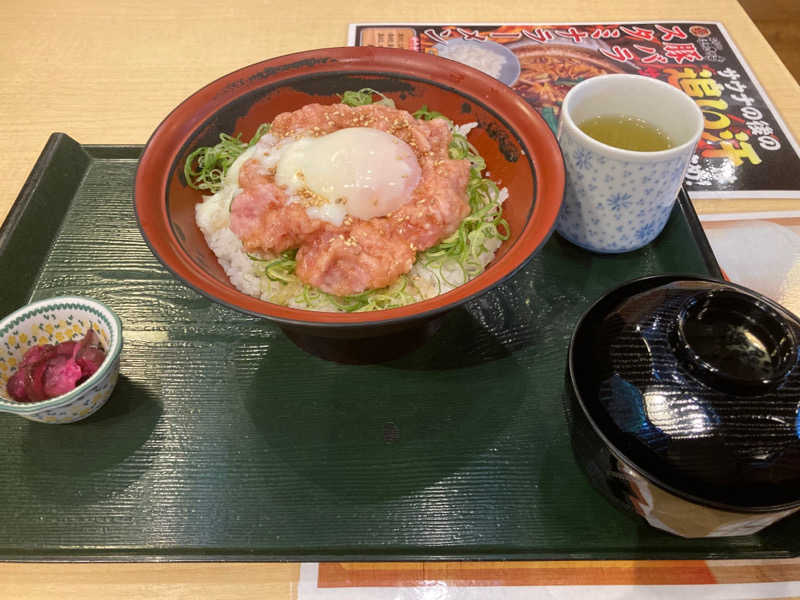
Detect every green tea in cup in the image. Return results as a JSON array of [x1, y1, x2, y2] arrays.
[[555, 74, 704, 253], [578, 114, 673, 152]]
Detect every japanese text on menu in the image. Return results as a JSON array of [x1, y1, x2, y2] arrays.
[[354, 22, 800, 196]]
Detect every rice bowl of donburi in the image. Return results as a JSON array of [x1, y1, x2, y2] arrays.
[[134, 47, 564, 337]]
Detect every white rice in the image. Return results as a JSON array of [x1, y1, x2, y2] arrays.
[[194, 130, 508, 312], [437, 43, 505, 79]]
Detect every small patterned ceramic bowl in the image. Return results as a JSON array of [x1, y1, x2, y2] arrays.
[[0, 296, 123, 424]]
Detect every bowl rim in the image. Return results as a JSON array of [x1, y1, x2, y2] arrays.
[[0, 295, 123, 413], [134, 46, 565, 328], [567, 273, 800, 513]]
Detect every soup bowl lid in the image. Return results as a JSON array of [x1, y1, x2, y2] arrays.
[[569, 274, 800, 512]]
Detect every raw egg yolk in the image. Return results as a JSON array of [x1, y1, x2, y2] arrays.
[[275, 127, 421, 225]]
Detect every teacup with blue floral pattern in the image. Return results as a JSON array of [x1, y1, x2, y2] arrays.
[[555, 74, 704, 253]]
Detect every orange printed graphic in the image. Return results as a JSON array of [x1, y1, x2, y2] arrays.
[[318, 560, 717, 587]]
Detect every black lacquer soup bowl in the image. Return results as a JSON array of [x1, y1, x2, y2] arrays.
[[566, 274, 800, 538]]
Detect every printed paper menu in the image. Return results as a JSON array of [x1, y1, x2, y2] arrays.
[[348, 22, 800, 201]]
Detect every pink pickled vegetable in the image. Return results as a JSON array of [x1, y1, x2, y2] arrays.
[[42, 355, 83, 398], [19, 344, 53, 367], [6, 368, 27, 400], [5, 329, 106, 402], [74, 330, 106, 378]]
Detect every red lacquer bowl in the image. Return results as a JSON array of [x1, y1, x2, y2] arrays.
[[134, 47, 564, 338]]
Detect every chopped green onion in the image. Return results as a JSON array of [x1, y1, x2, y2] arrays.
[[449, 132, 486, 171], [412, 105, 450, 122], [260, 249, 297, 283], [340, 88, 395, 108], [184, 124, 270, 193]]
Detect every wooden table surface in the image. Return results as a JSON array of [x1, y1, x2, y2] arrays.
[[1, 0, 799, 597]]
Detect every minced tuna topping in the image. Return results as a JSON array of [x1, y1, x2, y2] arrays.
[[228, 103, 470, 297], [189, 90, 509, 312]]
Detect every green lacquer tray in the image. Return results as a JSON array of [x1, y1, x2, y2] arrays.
[[1, 133, 798, 561]]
